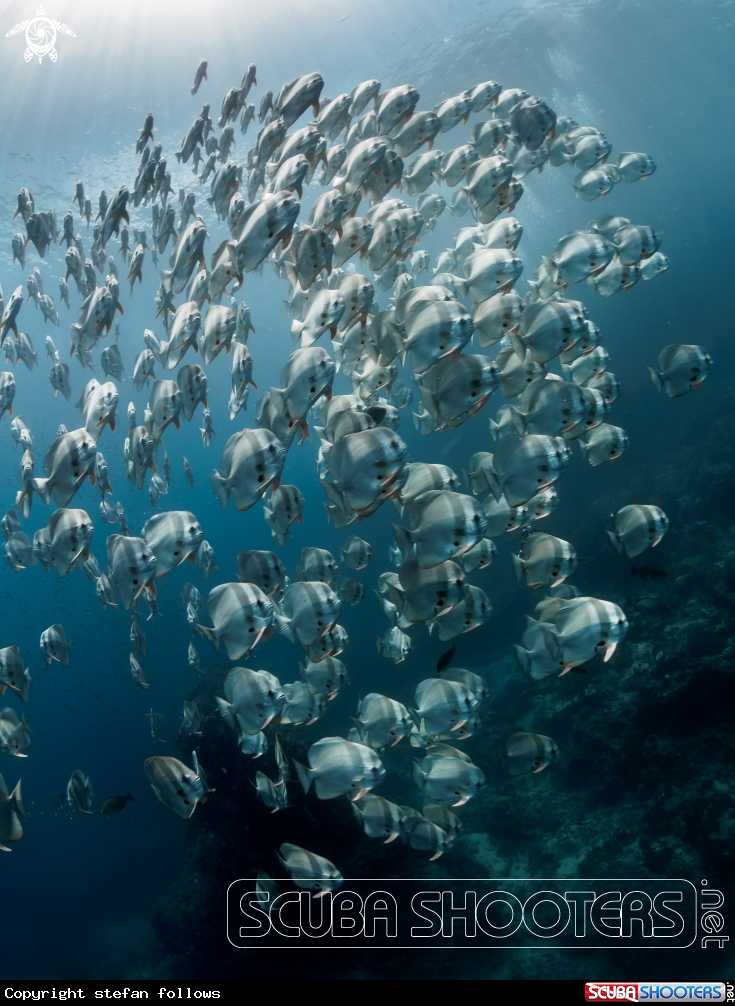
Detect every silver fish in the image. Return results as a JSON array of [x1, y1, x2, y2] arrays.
[[197, 583, 274, 660], [209, 428, 286, 512], [0, 773, 28, 850], [398, 555, 467, 624], [607, 505, 669, 559], [578, 423, 628, 466], [505, 732, 559, 776], [67, 770, 93, 813], [216, 666, 284, 735], [339, 535, 373, 570], [45, 508, 94, 576], [280, 682, 327, 727], [294, 736, 385, 801], [106, 534, 157, 610], [296, 546, 338, 585], [429, 584, 492, 641], [40, 623, 71, 666], [648, 344, 712, 398], [236, 549, 287, 596], [0, 708, 32, 758], [412, 744, 486, 806], [144, 753, 208, 819], [512, 532, 577, 589], [352, 794, 411, 843], [277, 843, 343, 896], [263, 485, 305, 547], [143, 510, 203, 578], [377, 626, 413, 663], [353, 693, 412, 750], [275, 581, 341, 648], [34, 428, 97, 507], [178, 364, 208, 422]]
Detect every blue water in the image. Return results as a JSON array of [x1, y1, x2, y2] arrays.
[[0, 0, 732, 980]]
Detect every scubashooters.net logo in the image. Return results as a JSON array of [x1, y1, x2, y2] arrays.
[[5, 6, 75, 64], [226, 879, 698, 948]]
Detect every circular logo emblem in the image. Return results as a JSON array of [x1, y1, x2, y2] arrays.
[[24, 15, 56, 61]]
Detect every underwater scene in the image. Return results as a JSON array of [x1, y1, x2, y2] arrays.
[[0, 0, 733, 983]]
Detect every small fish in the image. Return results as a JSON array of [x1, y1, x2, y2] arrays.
[[67, 770, 93, 813], [100, 793, 134, 816], [181, 700, 202, 735], [412, 677, 478, 737], [377, 626, 413, 663], [628, 595, 671, 615], [40, 624, 71, 666], [183, 456, 196, 487], [352, 693, 412, 750], [649, 344, 713, 398], [144, 753, 208, 819], [294, 736, 385, 801], [198, 583, 274, 660], [277, 843, 342, 897], [216, 666, 284, 736], [412, 744, 486, 806], [130, 653, 149, 689], [130, 619, 147, 656], [188, 642, 202, 675], [339, 535, 373, 571], [254, 771, 289, 812], [505, 732, 559, 776], [631, 564, 668, 581], [608, 505, 669, 559], [143, 709, 167, 743], [338, 577, 364, 606], [198, 539, 217, 579]]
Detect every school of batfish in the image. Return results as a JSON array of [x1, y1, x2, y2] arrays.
[[0, 60, 713, 889]]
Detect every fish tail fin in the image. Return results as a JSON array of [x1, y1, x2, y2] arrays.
[[350, 717, 366, 741], [509, 331, 526, 360], [411, 759, 426, 789], [322, 501, 334, 524], [125, 792, 135, 802], [290, 319, 303, 342], [486, 469, 502, 502], [510, 554, 524, 582], [392, 523, 413, 559], [215, 695, 235, 727], [33, 478, 52, 505], [293, 759, 312, 794], [542, 255, 559, 286], [197, 623, 219, 652], [208, 471, 230, 509], [514, 644, 530, 672], [648, 367, 662, 393], [273, 611, 295, 642], [11, 780, 27, 819], [606, 530, 622, 554]]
